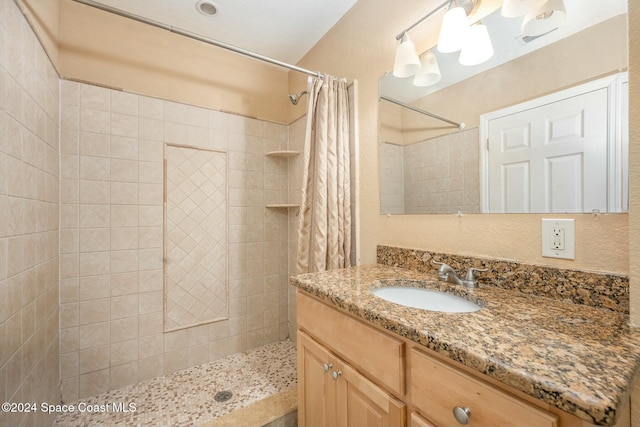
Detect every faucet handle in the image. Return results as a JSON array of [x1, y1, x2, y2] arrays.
[[465, 267, 488, 281], [431, 260, 452, 274]]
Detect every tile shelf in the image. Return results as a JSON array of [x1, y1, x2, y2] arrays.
[[265, 204, 300, 208], [265, 150, 300, 211], [265, 150, 300, 158]]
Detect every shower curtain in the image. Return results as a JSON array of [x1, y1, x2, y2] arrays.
[[296, 75, 352, 274]]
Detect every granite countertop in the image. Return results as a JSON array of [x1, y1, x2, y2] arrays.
[[291, 264, 640, 426]]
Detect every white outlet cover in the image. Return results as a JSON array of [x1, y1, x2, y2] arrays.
[[541, 219, 575, 260]]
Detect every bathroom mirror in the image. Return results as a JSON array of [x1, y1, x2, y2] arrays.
[[379, 1, 628, 215]]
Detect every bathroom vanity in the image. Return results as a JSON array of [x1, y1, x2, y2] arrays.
[[291, 264, 640, 427]]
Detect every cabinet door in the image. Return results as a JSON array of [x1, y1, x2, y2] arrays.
[[336, 358, 406, 427], [298, 331, 337, 427]]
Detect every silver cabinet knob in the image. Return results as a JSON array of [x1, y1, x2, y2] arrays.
[[453, 406, 471, 425], [322, 363, 333, 373], [331, 370, 342, 380]]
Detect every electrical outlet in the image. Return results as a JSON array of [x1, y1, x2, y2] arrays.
[[551, 227, 564, 250], [542, 219, 575, 260]]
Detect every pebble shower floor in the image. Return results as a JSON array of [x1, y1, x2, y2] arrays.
[[54, 340, 297, 427]]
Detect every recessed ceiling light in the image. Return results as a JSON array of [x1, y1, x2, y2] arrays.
[[196, 0, 218, 16]]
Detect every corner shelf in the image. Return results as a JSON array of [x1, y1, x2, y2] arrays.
[[265, 204, 300, 208], [265, 150, 300, 210], [265, 150, 300, 158]]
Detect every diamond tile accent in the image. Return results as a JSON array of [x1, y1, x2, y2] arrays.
[[165, 145, 228, 331]]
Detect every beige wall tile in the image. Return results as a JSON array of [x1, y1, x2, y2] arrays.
[[79, 276, 110, 301], [163, 348, 188, 374], [79, 204, 109, 228], [111, 135, 138, 160], [79, 180, 109, 204], [110, 361, 138, 389], [80, 108, 109, 134], [80, 156, 110, 181], [81, 85, 110, 111], [79, 345, 110, 374], [111, 91, 138, 116], [111, 249, 138, 274], [111, 113, 138, 138], [80, 228, 110, 252], [111, 182, 138, 205], [79, 251, 110, 277], [138, 312, 163, 337], [80, 132, 109, 157], [110, 316, 138, 343], [110, 294, 138, 320], [110, 338, 138, 366], [111, 205, 138, 227], [79, 368, 110, 398], [139, 269, 162, 292], [138, 355, 163, 381], [111, 227, 138, 250], [111, 158, 138, 183], [111, 272, 139, 296], [78, 322, 109, 350], [79, 298, 110, 325]]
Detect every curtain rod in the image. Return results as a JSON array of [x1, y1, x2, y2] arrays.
[[380, 96, 465, 130], [71, 0, 324, 79]]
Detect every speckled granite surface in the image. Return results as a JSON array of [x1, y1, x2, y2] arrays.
[[291, 264, 640, 426], [377, 245, 630, 313]]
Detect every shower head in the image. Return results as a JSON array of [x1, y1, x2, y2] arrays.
[[288, 91, 308, 105]]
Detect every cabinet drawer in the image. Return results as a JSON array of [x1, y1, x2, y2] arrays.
[[410, 348, 557, 427], [297, 291, 405, 396]]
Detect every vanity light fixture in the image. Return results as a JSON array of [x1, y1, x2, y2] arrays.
[[459, 22, 494, 66], [521, 0, 567, 36], [413, 51, 441, 86], [437, 4, 470, 53], [393, 33, 421, 78], [392, 0, 491, 85], [502, 0, 567, 37]]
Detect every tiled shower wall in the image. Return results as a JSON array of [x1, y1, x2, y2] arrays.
[[379, 142, 405, 214], [58, 80, 290, 402], [0, 1, 61, 426], [403, 128, 480, 214]]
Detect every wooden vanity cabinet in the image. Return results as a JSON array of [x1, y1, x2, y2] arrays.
[[296, 290, 630, 427]]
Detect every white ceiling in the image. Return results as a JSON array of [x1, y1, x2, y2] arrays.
[[90, 0, 358, 64]]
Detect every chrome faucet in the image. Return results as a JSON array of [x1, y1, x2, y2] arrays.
[[431, 261, 487, 289]]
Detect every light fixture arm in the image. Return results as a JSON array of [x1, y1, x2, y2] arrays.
[[395, 0, 480, 40], [395, 0, 450, 40]]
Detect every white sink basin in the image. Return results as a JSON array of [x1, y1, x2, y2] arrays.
[[371, 286, 482, 313]]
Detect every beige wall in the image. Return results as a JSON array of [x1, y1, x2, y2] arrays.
[[294, 0, 631, 275], [628, 1, 640, 324], [1, 1, 61, 425], [56, 0, 293, 124]]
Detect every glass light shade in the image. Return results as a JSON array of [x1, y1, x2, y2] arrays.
[[522, 0, 567, 36], [413, 51, 441, 87], [501, 0, 546, 17], [437, 6, 469, 53], [459, 24, 494, 66], [393, 33, 421, 78]]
